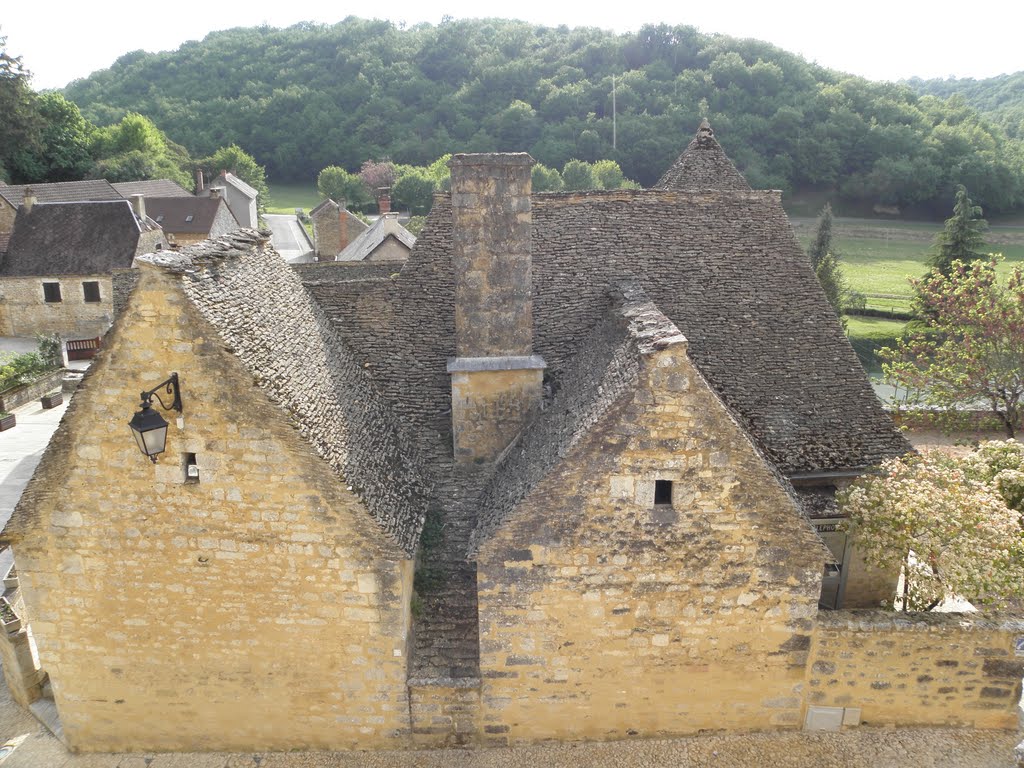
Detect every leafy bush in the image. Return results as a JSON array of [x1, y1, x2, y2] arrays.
[[0, 336, 62, 392]]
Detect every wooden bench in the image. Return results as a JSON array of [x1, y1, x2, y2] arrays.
[[66, 337, 102, 361]]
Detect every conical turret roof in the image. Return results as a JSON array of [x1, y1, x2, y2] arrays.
[[655, 119, 752, 192]]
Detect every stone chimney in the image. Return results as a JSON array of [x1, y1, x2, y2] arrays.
[[129, 194, 146, 221], [446, 153, 545, 464], [195, 169, 204, 194], [377, 190, 391, 215], [22, 188, 36, 214]]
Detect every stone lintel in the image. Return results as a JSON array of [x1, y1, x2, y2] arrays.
[[447, 355, 546, 374]]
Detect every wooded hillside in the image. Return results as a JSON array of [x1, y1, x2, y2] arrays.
[[63, 17, 1024, 214], [908, 72, 1024, 140]]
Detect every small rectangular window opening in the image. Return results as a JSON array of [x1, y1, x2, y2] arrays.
[[42, 282, 62, 303], [654, 479, 673, 506], [183, 453, 199, 484], [82, 281, 101, 303]]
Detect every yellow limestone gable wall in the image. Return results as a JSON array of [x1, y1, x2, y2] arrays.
[[476, 340, 826, 744], [10, 264, 413, 752]]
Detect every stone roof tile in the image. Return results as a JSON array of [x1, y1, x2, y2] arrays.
[[142, 229, 429, 555], [655, 118, 752, 192]]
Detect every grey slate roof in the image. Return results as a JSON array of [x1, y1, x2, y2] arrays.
[[141, 230, 429, 556], [113, 179, 192, 198], [146, 196, 236, 234], [1, 201, 145, 277], [655, 119, 752, 192], [210, 172, 258, 200], [336, 214, 416, 261], [0, 180, 122, 207]]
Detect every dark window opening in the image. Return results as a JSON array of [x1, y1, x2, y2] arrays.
[[654, 479, 673, 506], [42, 282, 62, 303], [82, 281, 101, 303]]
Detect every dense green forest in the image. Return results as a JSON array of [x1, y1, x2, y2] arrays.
[[21, 18, 1019, 215], [907, 73, 1024, 140]]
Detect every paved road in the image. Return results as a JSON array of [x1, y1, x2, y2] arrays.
[[263, 214, 315, 263]]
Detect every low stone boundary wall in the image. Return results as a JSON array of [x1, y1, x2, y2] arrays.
[[0, 368, 64, 412], [805, 610, 1024, 730]]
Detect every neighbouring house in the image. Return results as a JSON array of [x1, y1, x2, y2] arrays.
[[0, 195, 166, 338], [335, 212, 415, 262], [146, 192, 240, 247], [113, 179, 192, 198], [196, 171, 258, 228], [0, 180, 122, 235], [3, 123, 1023, 755], [309, 199, 368, 260]]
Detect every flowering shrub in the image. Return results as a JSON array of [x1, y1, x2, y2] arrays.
[[882, 258, 1024, 438], [839, 445, 1024, 611]]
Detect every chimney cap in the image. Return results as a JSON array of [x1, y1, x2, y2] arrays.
[[448, 153, 534, 168]]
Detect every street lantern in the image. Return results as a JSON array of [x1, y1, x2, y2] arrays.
[[128, 373, 182, 462]]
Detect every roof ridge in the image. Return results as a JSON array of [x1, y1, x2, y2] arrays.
[[149, 229, 430, 555]]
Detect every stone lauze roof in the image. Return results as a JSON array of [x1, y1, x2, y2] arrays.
[[144, 230, 429, 555], [656, 119, 752, 193], [307, 130, 908, 484], [1, 201, 146, 277]]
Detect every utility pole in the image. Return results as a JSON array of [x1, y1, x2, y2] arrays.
[[612, 74, 617, 151]]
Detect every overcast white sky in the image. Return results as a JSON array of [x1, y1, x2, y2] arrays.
[[3, 1, 1023, 90]]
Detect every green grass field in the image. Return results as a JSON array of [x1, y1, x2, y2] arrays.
[[266, 182, 320, 214], [794, 218, 1024, 304]]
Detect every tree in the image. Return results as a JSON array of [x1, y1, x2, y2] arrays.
[[839, 448, 1024, 611], [531, 163, 564, 192], [359, 160, 397, 196], [561, 159, 595, 191], [0, 35, 41, 182], [882, 258, 1024, 438], [10, 92, 93, 182], [927, 185, 988, 274], [202, 144, 269, 212], [317, 166, 371, 208], [807, 202, 834, 271], [963, 440, 1024, 513], [806, 203, 847, 323], [392, 168, 437, 214], [592, 159, 625, 189], [90, 113, 193, 189]]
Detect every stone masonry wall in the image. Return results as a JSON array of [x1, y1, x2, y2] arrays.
[[312, 204, 367, 259], [0, 274, 114, 337], [450, 154, 534, 358], [8, 264, 414, 752], [476, 311, 826, 744], [0, 199, 15, 235], [805, 610, 1024, 730]]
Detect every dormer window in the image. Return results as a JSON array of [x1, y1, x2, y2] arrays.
[[185, 215, 194, 223]]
